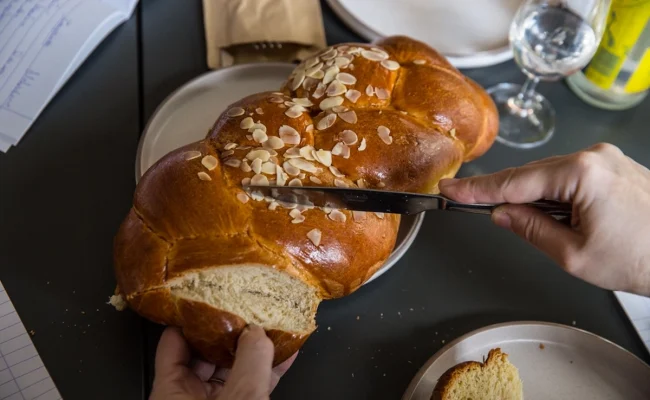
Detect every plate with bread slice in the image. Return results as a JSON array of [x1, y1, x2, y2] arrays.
[[117, 36, 499, 368], [404, 321, 650, 400]]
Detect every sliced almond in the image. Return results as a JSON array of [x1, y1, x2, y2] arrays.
[[276, 166, 288, 186], [303, 77, 319, 91], [240, 160, 252, 172], [248, 122, 266, 133], [319, 96, 344, 111], [365, 84, 374, 96], [197, 171, 211, 181], [284, 147, 302, 159], [349, 64, 355, 71], [269, 96, 284, 103], [377, 126, 393, 145], [323, 66, 340, 85], [375, 88, 389, 100], [241, 177, 251, 186], [291, 70, 305, 91], [226, 107, 245, 117], [313, 82, 327, 98], [305, 124, 314, 133], [353, 210, 366, 221], [336, 72, 357, 85], [305, 57, 319, 69], [328, 209, 347, 222], [334, 56, 351, 68], [314, 149, 332, 167], [299, 145, 316, 160], [340, 130, 358, 145], [326, 80, 347, 97], [261, 161, 276, 175], [283, 161, 301, 176], [449, 128, 457, 139], [267, 149, 278, 156], [293, 97, 313, 107], [263, 136, 285, 150], [224, 143, 237, 151], [290, 209, 303, 219], [310, 70, 325, 79], [285, 105, 306, 119], [251, 174, 269, 186], [381, 60, 400, 71], [279, 125, 301, 145], [361, 50, 388, 61], [345, 89, 361, 103], [375, 212, 385, 219], [250, 191, 265, 201], [316, 113, 337, 130], [338, 110, 357, 124], [400, 110, 408, 115], [246, 149, 271, 161], [252, 129, 268, 143], [236, 192, 249, 204], [288, 178, 303, 187], [184, 150, 202, 160], [292, 214, 307, 223], [306, 62, 324, 77], [332, 105, 349, 113], [321, 48, 337, 60], [334, 178, 348, 188], [356, 178, 366, 188], [299, 173, 306, 179], [288, 158, 318, 173], [221, 150, 234, 158], [329, 165, 345, 177], [377, 182, 386, 188], [358, 137, 367, 151], [239, 117, 254, 129], [268, 201, 279, 210], [310, 176, 322, 184], [224, 158, 241, 168], [413, 59, 426, 65], [307, 229, 322, 246], [251, 158, 263, 174]]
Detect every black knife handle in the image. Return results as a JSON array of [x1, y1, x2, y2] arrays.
[[444, 199, 573, 217]]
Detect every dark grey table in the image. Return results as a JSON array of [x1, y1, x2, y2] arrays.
[[1, 0, 648, 399]]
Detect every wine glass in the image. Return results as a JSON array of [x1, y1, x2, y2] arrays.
[[488, 0, 611, 148]]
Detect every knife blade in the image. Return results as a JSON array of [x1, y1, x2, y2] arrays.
[[244, 186, 572, 217]]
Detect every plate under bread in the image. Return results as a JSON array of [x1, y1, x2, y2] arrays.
[[403, 321, 650, 400], [136, 63, 424, 285]]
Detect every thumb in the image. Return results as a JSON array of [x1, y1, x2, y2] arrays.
[[492, 205, 583, 266]]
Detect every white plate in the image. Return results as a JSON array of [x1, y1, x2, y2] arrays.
[[136, 63, 423, 284], [327, 0, 520, 68], [404, 321, 650, 400]]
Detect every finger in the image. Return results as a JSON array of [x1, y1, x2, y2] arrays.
[[269, 352, 298, 391], [190, 358, 217, 382], [155, 327, 191, 377], [219, 325, 274, 399], [439, 162, 573, 204], [492, 204, 583, 266]]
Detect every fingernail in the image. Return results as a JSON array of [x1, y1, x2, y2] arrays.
[[492, 208, 512, 229]]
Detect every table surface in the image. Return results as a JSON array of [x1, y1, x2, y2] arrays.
[[1, 0, 649, 399]]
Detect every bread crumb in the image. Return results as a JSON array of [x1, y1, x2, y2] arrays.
[[380, 313, 383, 318], [29, 330, 35, 336], [383, 373, 386, 376], [81, 311, 85, 315], [351, 373, 354, 378], [572, 320, 576, 325], [397, 311, 401, 317], [409, 308, 413, 311], [408, 360, 412, 364], [356, 316, 360, 320], [435, 332, 438, 335], [442, 340, 445, 344], [539, 343, 545, 350], [108, 294, 127, 311], [327, 326, 331, 331], [46, 281, 49, 285]]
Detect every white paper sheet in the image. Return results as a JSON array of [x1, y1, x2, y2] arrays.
[[0, 280, 61, 400], [615, 291, 650, 353], [0, 0, 137, 152]]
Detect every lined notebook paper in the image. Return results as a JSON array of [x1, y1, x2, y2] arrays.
[[0, 0, 138, 152], [0, 281, 61, 400], [615, 291, 650, 353]]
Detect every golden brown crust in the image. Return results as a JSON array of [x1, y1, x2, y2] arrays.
[[114, 36, 497, 367]]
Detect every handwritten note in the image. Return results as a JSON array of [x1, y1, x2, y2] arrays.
[[0, 280, 61, 400], [615, 291, 650, 353], [0, 0, 137, 152]]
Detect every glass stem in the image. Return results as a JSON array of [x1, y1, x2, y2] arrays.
[[515, 76, 540, 110]]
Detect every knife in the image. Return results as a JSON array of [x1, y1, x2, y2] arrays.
[[244, 186, 572, 217]]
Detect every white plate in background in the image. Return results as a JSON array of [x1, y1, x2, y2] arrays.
[[327, 0, 521, 68], [403, 322, 650, 400], [136, 63, 424, 285]]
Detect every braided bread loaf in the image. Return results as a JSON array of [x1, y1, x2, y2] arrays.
[[113, 36, 497, 367]]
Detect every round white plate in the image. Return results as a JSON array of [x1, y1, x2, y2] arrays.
[[136, 63, 424, 284], [403, 321, 650, 400], [327, 0, 520, 68]]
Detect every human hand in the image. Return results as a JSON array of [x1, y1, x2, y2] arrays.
[[439, 143, 650, 297], [150, 326, 296, 400]]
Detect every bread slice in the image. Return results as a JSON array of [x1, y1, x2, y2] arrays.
[[432, 348, 523, 400]]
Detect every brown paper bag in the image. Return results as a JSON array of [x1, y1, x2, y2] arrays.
[[203, 0, 327, 68]]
